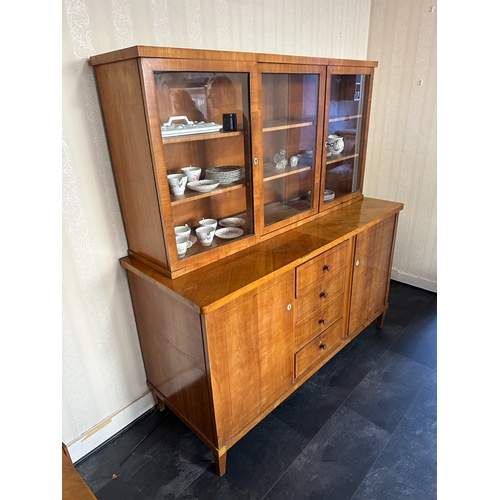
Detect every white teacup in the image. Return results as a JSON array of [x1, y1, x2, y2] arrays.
[[174, 225, 191, 239], [196, 226, 215, 246], [199, 218, 218, 230], [176, 235, 193, 257], [181, 166, 202, 182], [168, 174, 188, 195]]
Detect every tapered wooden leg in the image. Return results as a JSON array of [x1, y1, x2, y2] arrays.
[[213, 450, 227, 476], [376, 310, 387, 328], [152, 391, 166, 411]]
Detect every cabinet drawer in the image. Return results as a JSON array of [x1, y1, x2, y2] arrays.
[[295, 292, 344, 350], [296, 240, 349, 297], [295, 269, 346, 320], [295, 318, 344, 378]]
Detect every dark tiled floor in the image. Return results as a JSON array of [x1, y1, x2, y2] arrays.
[[76, 281, 437, 500]]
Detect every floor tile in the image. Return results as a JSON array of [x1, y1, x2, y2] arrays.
[[361, 370, 437, 499], [343, 350, 433, 433], [390, 296, 437, 369], [264, 406, 391, 500], [174, 414, 308, 500]]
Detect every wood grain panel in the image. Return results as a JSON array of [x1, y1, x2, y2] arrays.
[[296, 239, 350, 296], [348, 214, 397, 336], [295, 292, 344, 350], [295, 318, 344, 378], [295, 270, 346, 320], [125, 270, 215, 444], [219, 275, 294, 436], [120, 198, 402, 314], [93, 59, 168, 268]]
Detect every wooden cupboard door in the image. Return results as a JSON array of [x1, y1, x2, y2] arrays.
[[348, 215, 397, 336], [221, 274, 294, 436]]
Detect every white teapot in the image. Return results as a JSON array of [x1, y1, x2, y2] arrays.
[[327, 134, 344, 155]]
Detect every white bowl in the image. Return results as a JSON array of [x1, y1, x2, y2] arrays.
[[187, 180, 220, 192]]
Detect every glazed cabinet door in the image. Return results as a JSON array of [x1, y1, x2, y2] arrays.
[[348, 215, 398, 337], [205, 272, 294, 443], [252, 64, 326, 236], [140, 59, 258, 276], [320, 66, 375, 210]]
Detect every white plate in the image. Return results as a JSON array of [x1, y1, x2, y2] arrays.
[[219, 218, 246, 228], [215, 228, 244, 239], [187, 180, 220, 192]]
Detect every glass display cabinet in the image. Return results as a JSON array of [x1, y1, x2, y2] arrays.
[[153, 68, 254, 261], [90, 49, 376, 277], [256, 65, 325, 234], [320, 67, 373, 210]]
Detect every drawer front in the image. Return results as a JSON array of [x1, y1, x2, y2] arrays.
[[295, 270, 346, 320], [295, 318, 344, 378], [295, 292, 344, 350], [296, 240, 350, 296]]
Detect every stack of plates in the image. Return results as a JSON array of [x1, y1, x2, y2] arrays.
[[205, 166, 244, 184]]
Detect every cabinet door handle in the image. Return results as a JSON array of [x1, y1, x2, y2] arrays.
[[323, 264, 332, 272], [319, 343, 327, 350], [253, 157, 258, 165], [318, 318, 327, 325], [319, 291, 328, 299], [287, 303, 292, 311], [355, 259, 360, 266]]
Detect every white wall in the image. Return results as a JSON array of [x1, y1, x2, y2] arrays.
[[61, 0, 436, 462], [365, 0, 437, 292]]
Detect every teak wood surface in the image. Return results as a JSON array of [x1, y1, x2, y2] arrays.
[[121, 197, 402, 476], [121, 197, 402, 314], [89, 46, 403, 478]]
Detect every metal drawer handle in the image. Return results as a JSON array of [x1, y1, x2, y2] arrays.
[[320, 291, 328, 299], [323, 264, 332, 272], [318, 318, 327, 325], [319, 343, 327, 350]]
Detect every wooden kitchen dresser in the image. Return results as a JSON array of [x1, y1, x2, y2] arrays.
[[89, 46, 403, 475]]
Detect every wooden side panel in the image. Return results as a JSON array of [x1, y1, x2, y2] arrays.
[[125, 270, 214, 445], [204, 272, 294, 444], [348, 215, 396, 336], [93, 60, 168, 268]]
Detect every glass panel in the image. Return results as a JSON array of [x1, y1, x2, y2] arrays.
[[154, 71, 253, 260], [324, 74, 368, 204], [261, 73, 319, 227]]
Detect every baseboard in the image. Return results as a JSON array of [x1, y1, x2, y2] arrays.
[[391, 268, 437, 293], [67, 391, 155, 463]]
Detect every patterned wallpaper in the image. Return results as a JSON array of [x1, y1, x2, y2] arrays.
[[365, 0, 437, 290], [62, 0, 436, 459]]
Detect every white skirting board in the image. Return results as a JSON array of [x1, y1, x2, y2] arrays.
[[391, 268, 437, 293], [67, 391, 155, 463]]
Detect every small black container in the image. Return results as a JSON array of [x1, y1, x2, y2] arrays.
[[222, 113, 237, 131]]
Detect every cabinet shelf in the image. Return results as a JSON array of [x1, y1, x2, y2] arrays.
[[326, 153, 358, 166], [263, 118, 314, 132], [328, 114, 361, 123], [163, 129, 243, 145], [170, 182, 246, 206], [263, 164, 312, 181], [264, 199, 311, 226], [180, 230, 251, 259]]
